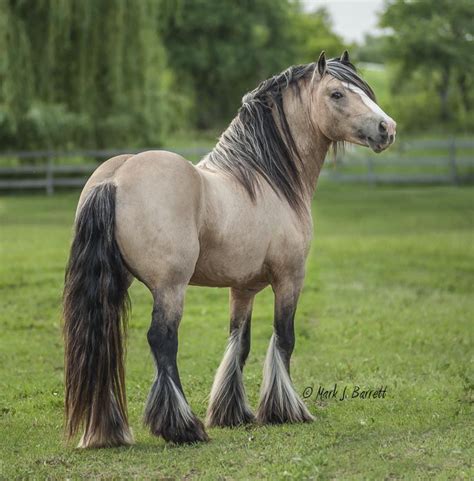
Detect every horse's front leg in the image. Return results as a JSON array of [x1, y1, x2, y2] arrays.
[[144, 285, 209, 443], [256, 276, 314, 424], [206, 287, 256, 427]]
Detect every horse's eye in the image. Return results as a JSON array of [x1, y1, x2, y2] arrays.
[[331, 91, 343, 100]]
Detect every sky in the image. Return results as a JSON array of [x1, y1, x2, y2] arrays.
[[302, 0, 386, 43]]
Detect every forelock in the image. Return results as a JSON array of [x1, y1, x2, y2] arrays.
[[326, 58, 376, 102]]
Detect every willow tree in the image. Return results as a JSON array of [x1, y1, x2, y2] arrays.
[[0, 0, 174, 150]]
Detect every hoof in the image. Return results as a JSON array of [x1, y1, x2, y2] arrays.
[[153, 414, 210, 444], [256, 401, 314, 425], [144, 374, 209, 444], [256, 408, 314, 425], [206, 404, 255, 428]]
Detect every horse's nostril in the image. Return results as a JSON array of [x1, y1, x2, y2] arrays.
[[389, 134, 394, 142], [379, 121, 387, 134]]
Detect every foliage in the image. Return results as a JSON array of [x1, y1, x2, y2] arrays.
[[0, 0, 182, 151], [1, 0, 472, 151], [0, 0, 351, 149], [290, 6, 346, 65], [354, 33, 390, 64], [0, 185, 473, 478], [161, 0, 298, 128], [379, 0, 474, 130], [161, 1, 348, 128]]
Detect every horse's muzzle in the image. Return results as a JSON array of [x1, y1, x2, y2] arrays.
[[367, 118, 396, 153]]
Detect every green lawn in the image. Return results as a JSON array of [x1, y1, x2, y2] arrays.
[[0, 183, 473, 480]]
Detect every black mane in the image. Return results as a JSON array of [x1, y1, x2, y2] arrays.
[[206, 58, 374, 213]]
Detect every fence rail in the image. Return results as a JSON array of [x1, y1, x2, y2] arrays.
[[325, 138, 474, 185], [0, 147, 210, 195], [0, 140, 473, 194]]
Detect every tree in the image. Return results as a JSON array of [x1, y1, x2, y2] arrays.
[[290, 6, 346, 65], [380, 0, 474, 124], [0, 0, 178, 151], [0, 0, 356, 150], [354, 33, 390, 64], [161, 0, 299, 128], [161, 1, 348, 129]]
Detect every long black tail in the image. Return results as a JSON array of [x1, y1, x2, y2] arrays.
[[63, 182, 132, 447]]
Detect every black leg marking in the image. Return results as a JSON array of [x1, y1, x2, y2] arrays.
[[144, 303, 208, 443], [257, 299, 314, 424], [233, 313, 252, 370], [273, 304, 296, 372], [207, 289, 255, 427]]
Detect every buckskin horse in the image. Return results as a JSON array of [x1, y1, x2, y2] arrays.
[[63, 51, 396, 448]]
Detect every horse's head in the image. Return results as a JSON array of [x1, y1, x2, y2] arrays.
[[311, 51, 396, 153]]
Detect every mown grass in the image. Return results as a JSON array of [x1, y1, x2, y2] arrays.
[[0, 183, 473, 480]]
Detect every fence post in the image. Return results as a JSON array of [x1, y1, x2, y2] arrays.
[[46, 156, 54, 195], [449, 138, 458, 185]]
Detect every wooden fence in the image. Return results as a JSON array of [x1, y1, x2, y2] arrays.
[[0, 140, 473, 194], [0, 147, 210, 195], [327, 138, 474, 185]]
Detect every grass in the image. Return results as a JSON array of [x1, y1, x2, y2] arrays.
[[0, 183, 473, 480]]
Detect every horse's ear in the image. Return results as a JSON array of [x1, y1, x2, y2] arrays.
[[340, 50, 350, 63], [317, 51, 326, 77]]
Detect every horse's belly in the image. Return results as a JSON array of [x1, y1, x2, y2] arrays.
[[190, 244, 269, 288]]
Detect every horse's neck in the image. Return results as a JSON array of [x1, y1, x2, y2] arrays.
[[292, 125, 330, 199], [280, 92, 331, 201], [201, 89, 330, 210]]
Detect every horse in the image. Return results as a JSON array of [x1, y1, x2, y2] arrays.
[[63, 50, 396, 448]]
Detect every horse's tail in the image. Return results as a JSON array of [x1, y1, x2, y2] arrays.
[[63, 182, 132, 447]]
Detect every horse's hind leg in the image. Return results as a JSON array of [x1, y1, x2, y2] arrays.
[[256, 278, 314, 424], [206, 288, 255, 427], [144, 284, 209, 443]]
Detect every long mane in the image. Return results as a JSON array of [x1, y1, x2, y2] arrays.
[[205, 58, 375, 213]]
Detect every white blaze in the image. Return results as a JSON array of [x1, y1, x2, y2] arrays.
[[342, 82, 395, 131]]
